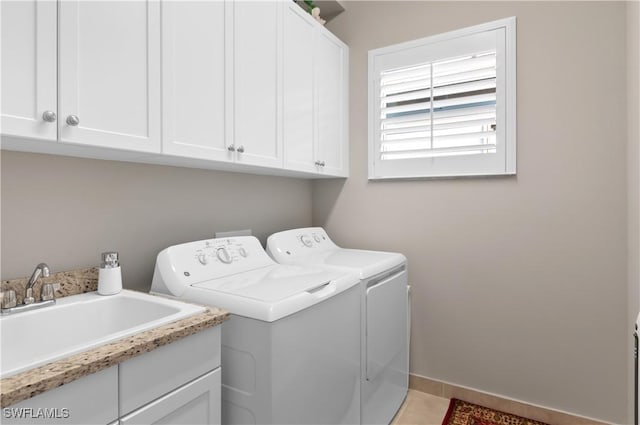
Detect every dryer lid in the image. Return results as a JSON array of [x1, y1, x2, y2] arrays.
[[267, 227, 406, 279], [309, 249, 405, 279]]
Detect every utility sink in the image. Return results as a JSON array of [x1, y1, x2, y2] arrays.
[[0, 290, 204, 379]]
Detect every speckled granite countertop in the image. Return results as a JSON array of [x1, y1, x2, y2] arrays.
[[0, 303, 229, 408], [0, 268, 230, 408]]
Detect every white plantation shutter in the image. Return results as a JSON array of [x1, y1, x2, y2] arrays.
[[368, 18, 516, 179]]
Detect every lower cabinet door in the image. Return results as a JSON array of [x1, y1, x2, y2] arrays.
[[1, 366, 118, 425], [120, 368, 221, 425]]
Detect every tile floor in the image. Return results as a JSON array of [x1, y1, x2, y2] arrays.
[[391, 389, 450, 425]]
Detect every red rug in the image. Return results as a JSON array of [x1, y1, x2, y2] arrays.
[[442, 399, 550, 425]]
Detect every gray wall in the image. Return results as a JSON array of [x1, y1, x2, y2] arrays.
[[628, 1, 640, 422], [1, 151, 313, 291], [315, 2, 628, 423]]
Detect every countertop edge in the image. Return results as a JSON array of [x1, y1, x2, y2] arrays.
[[0, 306, 230, 408]]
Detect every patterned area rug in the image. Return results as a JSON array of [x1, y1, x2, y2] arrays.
[[442, 399, 550, 425]]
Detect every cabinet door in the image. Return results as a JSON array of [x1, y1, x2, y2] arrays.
[[58, 1, 161, 153], [1, 0, 57, 141], [282, 3, 316, 173], [162, 0, 229, 161], [315, 30, 348, 177], [231, 1, 282, 168], [120, 369, 221, 425], [1, 366, 118, 425]]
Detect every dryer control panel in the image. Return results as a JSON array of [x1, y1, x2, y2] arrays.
[[267, 227, 339, 262]]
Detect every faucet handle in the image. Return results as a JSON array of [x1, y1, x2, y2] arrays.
[[1, 290, 17, 309], [41, 284, 55, 301], [23, 288, 35, 305]]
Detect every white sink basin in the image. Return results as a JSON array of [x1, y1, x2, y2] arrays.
[[0, 290, 204, 378]]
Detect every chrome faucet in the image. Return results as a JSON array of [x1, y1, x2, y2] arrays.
[[1, 263, 56, 315], [24, 263, 50, 304]]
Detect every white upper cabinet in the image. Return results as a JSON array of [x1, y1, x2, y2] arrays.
[[163, 0, 283, 169], [283, 3, 349, 177], [58, 1, 161, 153], [1, 0, 57, 141], [1, 0, 348, 178], [161, 0, 228, 161], [283, 2, 316, 174], [230, 1, 282, 168], [315, 30, 348, 177]]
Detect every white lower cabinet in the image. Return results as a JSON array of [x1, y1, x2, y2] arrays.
[[119, 369, 220, 425], [1, 367, 118, 425], [119, 326, 222, 425], [1, 326, 221, 425]]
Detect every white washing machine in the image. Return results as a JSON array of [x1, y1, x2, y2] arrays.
[[267, 228, 409, 425], [151, 236, 361, 425]]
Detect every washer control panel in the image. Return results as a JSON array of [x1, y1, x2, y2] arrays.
[[192, 239, 254, 266], [164, 236, 275, 284]]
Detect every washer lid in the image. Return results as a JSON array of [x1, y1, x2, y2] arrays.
[[190, 264, 359, 322]]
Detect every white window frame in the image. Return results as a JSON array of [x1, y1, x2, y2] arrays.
[[368, 17, 517, 180]]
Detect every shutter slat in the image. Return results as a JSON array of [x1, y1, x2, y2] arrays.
[[381, 113, 430, 127], [432, 93, 496, 110], [382, 89, 431, 105], [381, 101, 430, 117], [433, 54, 495, 77], [381, 65, 431, 85], [432, 78, 495, 97], [382, 130, 495, 148], [432, 107, 495, 121], [380, 143, 497, 160], [433, 68, 495, 88], [381, 78, 431, 96], [382, 118, 495, 138]]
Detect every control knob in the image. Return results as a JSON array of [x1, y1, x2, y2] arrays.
[[313, 234, 321, 243], [300, 234, 313, 247], [197, 253, 208, 265], [217, 247, 232, 264], [239, 247, 248, 258]]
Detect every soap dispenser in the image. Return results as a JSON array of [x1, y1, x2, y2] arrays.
[[98, 252, 122, 295]]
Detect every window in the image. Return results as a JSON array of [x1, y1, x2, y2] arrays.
[[368, 17, 516, 179]]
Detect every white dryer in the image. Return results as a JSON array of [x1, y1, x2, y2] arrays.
[[267, 228, 409, 425], [151, 236, 361, 425]]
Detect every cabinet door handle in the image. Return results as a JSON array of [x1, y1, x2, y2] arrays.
[[236, 146, 244, 153], [227, 145, 236, 152], [66, 115, 80, 126], [42, 111, 57, 123]]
